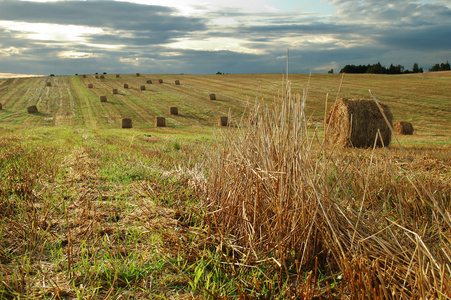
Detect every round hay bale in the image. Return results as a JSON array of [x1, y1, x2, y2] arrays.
[[146, 80, 152, 84], [136, 73, 140, 76], [169, 107, 178, 115], [208, 94, 216, 100], [122, 118, 132, 129], [158, 79, 163, 84], [46, 82, 51, 87], [113, 89, 118, 94], [218, 116, 229, 127], [100, 75, 105, 79], [103, 72, 107, 75], [140, 85, 146, 91], [100, 96, 107, 102], [88, 83, 93, 88], [175, 80, 180, 85], [124, 83, 129, 89], [325, 98, 393, 148], [155, 117, 166, 127], [27, 105, 38, 114], [116, 74, 120, 78], [394, 120, 414, 135]]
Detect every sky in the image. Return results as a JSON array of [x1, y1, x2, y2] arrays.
[[0, 0, 450, 75]]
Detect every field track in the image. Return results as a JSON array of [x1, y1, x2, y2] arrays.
[[0, 72, 450, 143]]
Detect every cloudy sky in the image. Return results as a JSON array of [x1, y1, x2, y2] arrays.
[[0, 0, 450, 75]]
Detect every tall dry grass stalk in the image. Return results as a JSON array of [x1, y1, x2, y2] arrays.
[[204, 81, 450, 298]]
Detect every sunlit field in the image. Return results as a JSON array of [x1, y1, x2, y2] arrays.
[[1, 72, 450, 299]]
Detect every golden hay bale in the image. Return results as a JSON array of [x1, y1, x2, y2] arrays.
[[169, 107, 178, 115], [124, 83, 129, 89], [95, 75, 99, 79], [113, 89, 118, 94], [100, 75, 105, 79], [27, 105, 38, 114], [140, 85, 146, 91], [146, 80, 152, 84], [158, 79, 163, 84], [122, 118, 132, 129], [394, 120, 414, 135], [46, 82, 51, 87], [325, 98, 393, 148], [88, 83, 93, 88], [116, 74, 120, 78], [218, 116, 229, 127], [175, 80, 180, 85], [155, 117, 166, 127], [100, 96, 107, 102], [208, 94, 216, 100], [136, 73, 140, 76]]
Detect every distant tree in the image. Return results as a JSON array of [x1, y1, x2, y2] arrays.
[[216, 71, 223, 75], [412, 63, 419, 73], [328, 68, 334, 74]]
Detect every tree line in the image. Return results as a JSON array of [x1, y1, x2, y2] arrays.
[[335, 61, 450, 74]]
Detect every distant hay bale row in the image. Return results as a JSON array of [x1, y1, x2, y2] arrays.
[[325, 98, 393, 148], [394, 120, 414, 135]]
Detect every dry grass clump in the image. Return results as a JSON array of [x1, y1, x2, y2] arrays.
[[218, 116, 228, 126], [203, 83, 451, 298], [100, 96, 107, 102], [325, 98, 393, 148], [121, 118, 132, 128], [27, 105, 38, 114], [394, 120, 414, 135], [208, 94, 216, 100], [169, 107, 178, 115], [155, 117, 166, 127]]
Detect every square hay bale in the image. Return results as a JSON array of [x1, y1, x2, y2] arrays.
[[325, 98, 392, 148], [136, 73, 140, 76], [83, 75, 87, 78], [113, 89, 118, 94], [88, 83, 93, 88], [0, 103, 3, 110], [394, 120, 414, 135], [116, 74, 120, 78], [147, 80, 153, 84], [100, 96, 107, 102], [122, 118, 132, 129], [175, 80, 180, 85], [208, 94, 216, 100], [46, 82, 51, 87], [155, 117, 166, 127], [218, 116, 229, 127], [27, 105, 38, 114], [169, 107, 178, 115], [158, 79, 163, 84], [124, 83, 129, 89], [140, 85, 146, 91], [100, 75, 105, 79]]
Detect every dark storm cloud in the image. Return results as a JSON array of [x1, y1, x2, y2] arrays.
[[0, 0, 205, 32]]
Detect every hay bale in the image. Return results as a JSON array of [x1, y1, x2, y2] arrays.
[[50, 74, 55, 77], [136, 73, 140, 76], [394, 120, 414, 135], [27, 105, 38, 114], [100, 96, 107, 102], [0, 103, 2, 110], [325, 98, 393, 148], [208, 94, 216, 100], [95, 75, 99, 79], [116, 74, 120, 78], [124, 83, 129, 89], [103, 72, 107, 75], [158, 79, 163, 84], [75, 73, 78, 76], [122, 118, 132, 129], [113, 89, 118, 94], [218, 116, 229, 127], [175, 80, 180, 85], [169, 107, 178, 115], [100, 75, 105, 79], [155, 117, 166, 127], [140, 85, 146, 91], [83, 75, 87, 78], [146, 80, 152, 84], [88, 83, 93, 88], [46, 82, 51, 87]]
